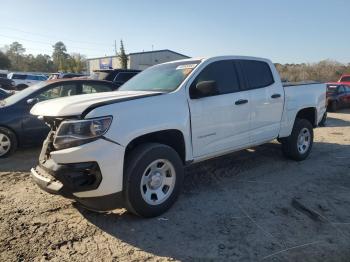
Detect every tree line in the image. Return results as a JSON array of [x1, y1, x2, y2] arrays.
[[0, 41, 87, 73], [276, 60, 350, 83]]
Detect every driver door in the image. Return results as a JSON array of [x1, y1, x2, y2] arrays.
[[188, 60, 252, 158]]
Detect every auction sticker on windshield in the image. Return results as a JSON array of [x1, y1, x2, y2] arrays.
[[176, 64, 198, 70]]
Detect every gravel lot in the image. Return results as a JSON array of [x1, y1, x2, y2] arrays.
[[0, 110, 350, 261]]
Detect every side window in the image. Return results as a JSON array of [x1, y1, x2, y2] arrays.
[[114, 73, 136, 83], [345, 86, 350, 93], [13, 74, 27, 80], [239, 60, 274, 89], [82, 83, 112, 94], [190, 60, 240, 97], [36, 84, 78, 101]]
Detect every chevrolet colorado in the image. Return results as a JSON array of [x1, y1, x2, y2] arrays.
[[30, 56, 326, 217]]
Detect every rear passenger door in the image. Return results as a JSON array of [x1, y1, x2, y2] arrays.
[[237, 60, 284, 143], [188, 60, 252, 158]]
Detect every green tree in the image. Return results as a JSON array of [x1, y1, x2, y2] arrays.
[[119, 40, 128, 69], [52, 41, 69, 71], [70, 53, 86, 73], [6, 42, 26, 70], [0, 51, 11, 69]]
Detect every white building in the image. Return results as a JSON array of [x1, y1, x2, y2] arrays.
[[87, 49, 190, 73]]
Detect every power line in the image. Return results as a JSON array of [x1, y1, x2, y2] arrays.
[[0, 26, 111, 47], [0, 33, 113, 53]]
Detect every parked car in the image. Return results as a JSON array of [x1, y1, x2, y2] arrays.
[[0, 88, 14, 100], [48, 73, 86, 80], [326, 83, 350, 111], [30, 56, 326, 217], [338, 74, 350, 84], [90, 69, 140, 87], [0, 79, 119, 157], [0, 77, 16, 91], [7, 72, 47, 90]]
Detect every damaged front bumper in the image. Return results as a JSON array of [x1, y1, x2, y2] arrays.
[[31, 131, 126, 211]]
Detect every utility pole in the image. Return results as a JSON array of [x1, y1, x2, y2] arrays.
[[114, 40, 118, 56]]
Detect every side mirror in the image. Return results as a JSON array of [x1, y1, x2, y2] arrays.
[[192, 80, 219, 98], [27, 98, 39, 105]]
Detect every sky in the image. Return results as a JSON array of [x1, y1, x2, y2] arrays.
[[0, 0, 348, 64]]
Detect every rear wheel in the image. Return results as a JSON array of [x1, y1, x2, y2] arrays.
[[0, 127, 17, 158], [281, 118, 313, 161], [124, 143, 184, 218]]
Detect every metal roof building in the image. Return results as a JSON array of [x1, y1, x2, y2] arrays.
[[87, 49, 190, 73]]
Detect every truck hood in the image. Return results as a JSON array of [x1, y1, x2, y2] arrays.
[[30, 90, 161, 117]]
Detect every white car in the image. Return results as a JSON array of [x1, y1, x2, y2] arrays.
[[7, 72, 47, 90], [30, 56, 326, 217]]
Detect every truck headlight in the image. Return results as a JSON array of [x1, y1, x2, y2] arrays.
[[53, 116, 112, 150]]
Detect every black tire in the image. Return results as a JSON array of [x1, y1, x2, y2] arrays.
[[124, 143, 184, 218], [281, 118, 313, 161], [319, 112, 327, 127], [0, 127, 18, 158], [16, 84, 28, 91]]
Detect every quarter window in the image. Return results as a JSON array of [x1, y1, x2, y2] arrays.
[[239, 60, 274, 89], [191, 60, 240, 97]]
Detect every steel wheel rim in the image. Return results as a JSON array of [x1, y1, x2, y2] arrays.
[[0, 133, 11, 156], [140, 159, 176, 205], [297, 128, 311, 154]]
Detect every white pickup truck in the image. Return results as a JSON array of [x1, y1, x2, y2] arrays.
[[30, 56, 326, 217]]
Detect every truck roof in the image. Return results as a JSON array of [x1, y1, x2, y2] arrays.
[[162, 55, 272, 65]]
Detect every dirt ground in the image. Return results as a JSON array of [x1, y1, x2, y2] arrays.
[[0, 110, 350, 262]]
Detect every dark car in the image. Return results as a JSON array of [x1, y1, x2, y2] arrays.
[[0, 79, 119, 157], [0, 77, 16, 91], [90, 69, 140, 87], [0, 88, 14, 100], [326, 83, 350, 112], [48, 72, 87, 80]]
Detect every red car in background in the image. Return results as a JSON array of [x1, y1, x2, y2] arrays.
[[325, 74, 350, 112], [338, 74, 350, 84]]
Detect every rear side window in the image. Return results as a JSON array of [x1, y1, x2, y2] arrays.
[[240, 60, 274, 89], [191, 60, 240, 96]]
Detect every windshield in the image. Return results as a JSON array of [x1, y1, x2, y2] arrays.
[[340, 76, 350, 82], [119, 60, 201, 92], [1, 81, 47, 106]]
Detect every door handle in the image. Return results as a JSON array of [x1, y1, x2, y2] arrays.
[[235, 99, 248, 105], [271, 94, 281, 99]]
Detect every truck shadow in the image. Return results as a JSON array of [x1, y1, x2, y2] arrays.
[[77, 140, 350, 261], [325, 116, 350, 127]]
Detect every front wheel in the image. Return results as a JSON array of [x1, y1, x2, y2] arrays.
[[124, 143, 184, 218], [0, 127, 18, 158], [281, 118, 313, 161]]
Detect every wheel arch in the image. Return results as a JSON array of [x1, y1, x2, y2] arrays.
[[125, 129, 186, 164], [295, 107, 317, 127]]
